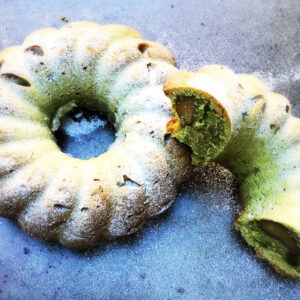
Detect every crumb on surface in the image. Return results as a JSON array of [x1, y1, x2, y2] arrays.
[[60, 16, 69, 22]]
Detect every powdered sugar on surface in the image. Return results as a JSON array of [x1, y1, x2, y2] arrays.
[[253, 64, 300, 93], [253, 65, 300, 116], [184, 162, 241, 215], [56, 113, 115, 160], [62, 116, 107, 137]]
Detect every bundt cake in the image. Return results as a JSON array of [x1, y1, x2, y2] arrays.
[[163, 65, 300, 278], [0, 21, 191, 250]]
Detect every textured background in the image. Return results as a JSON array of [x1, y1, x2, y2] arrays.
[[0, 0, 300, 299]]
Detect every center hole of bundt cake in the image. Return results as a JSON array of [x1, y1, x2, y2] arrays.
[[54, 107, 116, 159]]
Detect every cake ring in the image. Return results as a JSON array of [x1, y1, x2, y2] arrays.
[[164, 65, 300, 278], [0, 22, 191, 250]]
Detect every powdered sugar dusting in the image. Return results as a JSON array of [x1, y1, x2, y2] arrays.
[[185, 162, 241, 215], [252, 65, 300, 117], [62, 116, 107, 137], [0, 156, 18, 172], [253, 64, 300, 96], [252, 71, 290, 92]]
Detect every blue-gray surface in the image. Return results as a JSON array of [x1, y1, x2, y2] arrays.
[[0, 0, 300, 299]]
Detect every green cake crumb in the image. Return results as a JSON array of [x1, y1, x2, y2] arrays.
[[169, 89, 230, 164]]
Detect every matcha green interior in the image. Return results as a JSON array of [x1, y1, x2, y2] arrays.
[[259, 220, 300, 265], [170, 90, 230, 164], [239, 220, 300, 275]]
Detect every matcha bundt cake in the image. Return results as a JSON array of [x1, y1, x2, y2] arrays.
[[164, 65, 300, 278], [0, 21, 191, 250]]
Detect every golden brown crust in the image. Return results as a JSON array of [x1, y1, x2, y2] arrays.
[[166, 117, 180, 136], [255, 250, 297, 278]]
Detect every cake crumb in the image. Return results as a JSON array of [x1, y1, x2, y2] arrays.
[[60, 16, 69, 22], [23, 247, 30, 255]]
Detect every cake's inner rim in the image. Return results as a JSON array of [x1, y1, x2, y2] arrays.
[[51, 100, 115, 132], [52, 102, 116, 159]]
